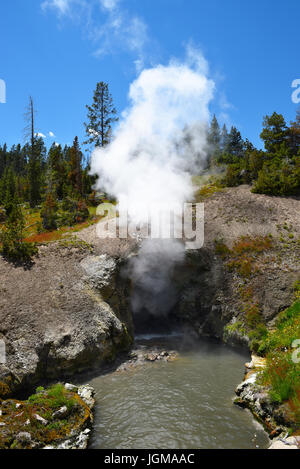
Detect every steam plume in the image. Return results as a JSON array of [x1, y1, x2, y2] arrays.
[[90, 48, 214, 322]]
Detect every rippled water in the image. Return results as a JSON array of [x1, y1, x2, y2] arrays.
[[89, 338, 269, 449]]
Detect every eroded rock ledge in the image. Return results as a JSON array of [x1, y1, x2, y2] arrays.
[[234, 357, 299, 449], [0, 243, 134, 399], [0, 383, 95, 450]]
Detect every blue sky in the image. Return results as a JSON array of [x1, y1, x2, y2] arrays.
[[0, 0, 299, 150]]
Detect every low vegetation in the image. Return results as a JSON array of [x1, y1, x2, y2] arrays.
[[207, 111, 300, 196], [215, 235, 273, 278], [256, 289, 300, 426], [0, 384, 91, 449], [194, 177, 224, 201]]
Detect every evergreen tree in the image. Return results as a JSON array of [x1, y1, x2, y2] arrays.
[[1, 196, 37, 262], [226, 126, 245, 158], [220, 124, 229, 153], [41, 192, 58, 230], [260, 112, 288, 154], [47, 143, 66, 199], [24, 97, 43, 207], [288, 108, 300, 155], [208, 115, 221, 150], [0, 166, 16, 215], [84, 82, 118, 148], [0, 144, 7, 178], [68, 137, 83, 197]]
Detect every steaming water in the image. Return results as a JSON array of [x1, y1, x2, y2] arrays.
[[88, 337, 269, 449]]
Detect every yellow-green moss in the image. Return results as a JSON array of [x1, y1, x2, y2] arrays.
[[0, 384, 92, 449]]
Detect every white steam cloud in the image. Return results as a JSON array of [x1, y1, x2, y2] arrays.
[[91, 48, 214, 223], [91, 49, 214, 323]]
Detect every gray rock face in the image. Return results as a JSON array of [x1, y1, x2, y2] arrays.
[[234, 373, 299, 448], [81, 255, 117, 291], [45, 428, 92, 450], [269, 437, 299, 450], [78, 385, 95, 409], [0, 243, 133, 398]]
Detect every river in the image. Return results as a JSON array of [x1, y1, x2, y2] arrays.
[[88, 336, 269, 449]]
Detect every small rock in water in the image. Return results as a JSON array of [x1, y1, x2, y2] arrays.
[[146, 353, 157, 362]]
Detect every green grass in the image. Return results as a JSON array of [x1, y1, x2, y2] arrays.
[[0, 383, 91, 449], [256, 294, 300, 424], [28, 384, 76, 412], [258, 300, 300, 356]]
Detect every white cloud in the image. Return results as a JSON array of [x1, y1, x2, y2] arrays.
[[36, 132, 46, 138], [41, 0, 71, 15], [49, 131, 55, 137], [42, 0, 149, 70], [99, 0, 120, 12], [41, 0, 88, 20]]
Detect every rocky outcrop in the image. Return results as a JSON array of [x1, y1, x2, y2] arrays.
[[0, 384, 95, 450], [44, 385, 96, 450], [0, 243, 134, 398], [0, 186, 298, 399], [269, 436, 300, 450], [173, 186, 299, 347], [234, 358, 299, 449]]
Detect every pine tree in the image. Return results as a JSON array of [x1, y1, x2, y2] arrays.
[[226, 126, 245, 158], [0, 166, 16, 215], [1, 196, 37, 262], [41, 192, 58, 230], [289, 108, 300, 155], [47, 143, 66, 199], [68, 137, 83, 197], [24, 97, 43, 207], [84, 82, 118, 148], [260, 112, 288, 154], [0, 144, 8, 178], [220, 124, 229, 152], [208, 115, 221, 150]]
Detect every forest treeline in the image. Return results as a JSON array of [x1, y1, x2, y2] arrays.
[[207, 110, 300, 196], [0, 80, 299, 261], [0, 82, 116, 261]]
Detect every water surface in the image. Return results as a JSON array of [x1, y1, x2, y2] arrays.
[[89, 337, 269, 449]]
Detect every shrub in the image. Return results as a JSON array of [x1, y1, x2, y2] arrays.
[[28, 383, 76, 412], [259, 351, 299, 404], [1, 201, 37, 262], [258, 300, 300, 356], [57, 198, 89, 227], [224, 164, 242, 187], [41, 193, 58, 230], [256, 297, 300, 419], [0, 207, 6, 223], [253, 162, 300, 196]]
